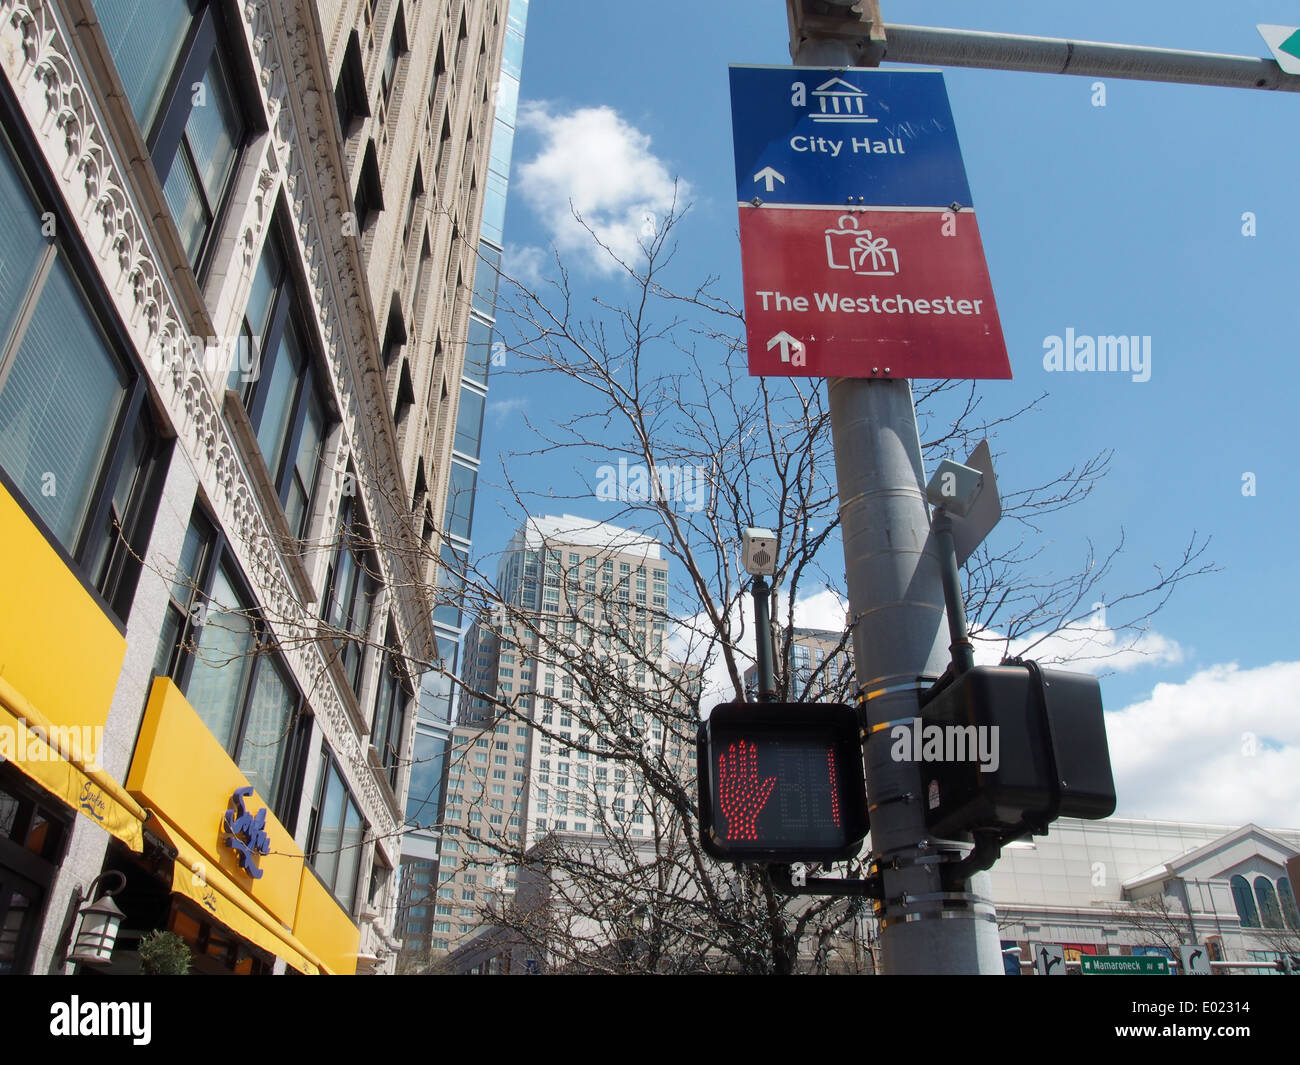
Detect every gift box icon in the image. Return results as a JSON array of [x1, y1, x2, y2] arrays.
[[824, 215, 900, 277]]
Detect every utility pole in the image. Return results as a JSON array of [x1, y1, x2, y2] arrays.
[[782, 0, 1298, 975], [789, 0, 1003, 974]]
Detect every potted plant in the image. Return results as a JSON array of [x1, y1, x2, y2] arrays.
[[137, 930, 191, 975]]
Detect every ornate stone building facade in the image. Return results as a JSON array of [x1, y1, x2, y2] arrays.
[[0, 0, 506, 974]]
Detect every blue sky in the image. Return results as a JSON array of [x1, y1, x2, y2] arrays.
[[472, 1, 1300, 828]]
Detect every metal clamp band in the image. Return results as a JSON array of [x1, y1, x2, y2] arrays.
[[860, 680, 931, 704], [866, 715, 921, 734], [878, 908, 1000, 928], [874, 889, 999, 927], [892, 890, 995, 908], [875, 837, 973, 860]]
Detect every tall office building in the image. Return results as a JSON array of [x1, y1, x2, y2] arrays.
[[396, 0, 528, 958], [426, 514, 697, 956], [0, 0, 508, 974]]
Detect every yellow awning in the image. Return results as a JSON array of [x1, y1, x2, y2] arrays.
[[0, 676, 144, 852], [147, 812, 326, 976]]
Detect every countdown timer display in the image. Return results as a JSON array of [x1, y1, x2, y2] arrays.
[[697, 702, 868, 863]]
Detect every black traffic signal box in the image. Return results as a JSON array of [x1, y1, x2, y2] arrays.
[[917, 662, 1116, 840], [697, 701, 869, 864]]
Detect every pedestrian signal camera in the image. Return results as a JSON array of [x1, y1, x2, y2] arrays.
[[697, 701, 869, 864], [917, 660, 1117, 884], [741, 527, 777, 577], [925, 459, 984, 519]]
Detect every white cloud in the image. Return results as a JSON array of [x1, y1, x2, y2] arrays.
[[503, 243, 547, 289], [972, 604, 1185, 675], [669, 587, 848, 711], [489, 396, 528, 427], [515, 103, 687, 275], [673, 594, 1186, 712], [1105, 661, 1300, 827]]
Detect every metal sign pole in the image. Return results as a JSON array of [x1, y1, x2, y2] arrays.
[[789, 26, 1004, 974]]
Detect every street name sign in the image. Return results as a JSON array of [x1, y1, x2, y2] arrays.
[[1258, 25, 1300, 75], [738, 206, 1008, 379], [730, 67, 972, 208], [1080, 955, 1171, 975], [729, 65, 1010, 380]]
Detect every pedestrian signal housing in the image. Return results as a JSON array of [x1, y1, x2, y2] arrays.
[[697, 702, 868, 863]]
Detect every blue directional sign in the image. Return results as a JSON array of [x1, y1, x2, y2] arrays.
[[730, 65, 972, 209]]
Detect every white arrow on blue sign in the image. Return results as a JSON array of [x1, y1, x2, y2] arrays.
[[730, 65, 973, 209]]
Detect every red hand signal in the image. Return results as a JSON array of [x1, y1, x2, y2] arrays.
[[717, 739, 776, 841]]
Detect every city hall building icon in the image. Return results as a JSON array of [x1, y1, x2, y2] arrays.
[[825, 215, 899, 277], [811, 78, 878, 123]]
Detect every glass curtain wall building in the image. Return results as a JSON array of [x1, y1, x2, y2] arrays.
[[399, 0, 529, 961]]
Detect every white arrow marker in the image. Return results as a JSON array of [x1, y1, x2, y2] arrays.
[[753, 166, 785, 193], [766, 331, 805, 365]]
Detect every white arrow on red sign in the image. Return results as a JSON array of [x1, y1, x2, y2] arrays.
[[766, 331, 805, 366]]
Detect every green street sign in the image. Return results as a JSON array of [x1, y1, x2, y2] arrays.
[[1080, 955, 1170, 975], [1258, 25, 1300, 75]]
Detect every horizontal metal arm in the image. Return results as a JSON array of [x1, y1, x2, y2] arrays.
[[880, 23, 1300, 92]]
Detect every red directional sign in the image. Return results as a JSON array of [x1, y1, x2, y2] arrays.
[[740, 206, 1010, 379]]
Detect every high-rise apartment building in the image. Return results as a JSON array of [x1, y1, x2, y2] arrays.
[[426, 514, 697, 956], [397, 0, 528, 958], [0, 0, 507, 975]]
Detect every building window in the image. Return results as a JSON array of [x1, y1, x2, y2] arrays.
[[355, 140, 384, 233], [380, 6, 408, 110], [334, 30, 369, 138], [92, 0, 196, 135], [0, 776, 72, 973], [0, 126, 167, 622], [153, 510, 310, 819], [453, 386, 485, 460], [1231, 874, 1260, 928], [1279, 877, 1300, 930], [157, 44, 245, 272], [463, 317, 493, 386], [320, 492, 379, 697], [235, 227, 331, 539], [307, 751, 366, 914], [444, 460, 477, 540], [1255, 876, 1284, 930], [373, 629, 412, 790], [102, 3, 256, 276]]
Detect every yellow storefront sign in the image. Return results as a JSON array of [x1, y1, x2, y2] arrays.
[[295, 866, 361, 977], [154, 815, 321, 976], [0, 480, 125, 734], [128, 678, 304, 920], [129, 677, 358, 974], [0, 481, 141, 847], [0, 682, 144, 851]]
